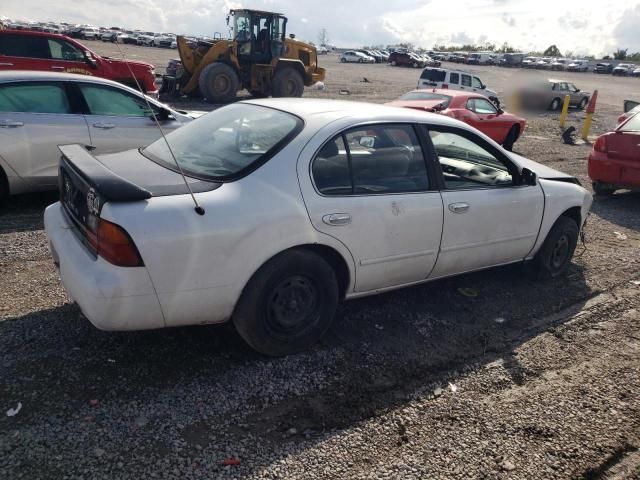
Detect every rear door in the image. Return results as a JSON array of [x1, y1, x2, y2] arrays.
[[0, 81, 90, 188], [299, 123, 444, 292], [423, 125, 544, 277], [0, 33, 51, 71], [75, 82, 181, 153], [45, 37, 94, 75]]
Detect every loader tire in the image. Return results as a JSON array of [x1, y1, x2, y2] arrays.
[[272, 68, 304, 98], [198, 62, 239, 104]]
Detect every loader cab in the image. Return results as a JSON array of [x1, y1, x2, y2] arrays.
[[230, 9, 287, 64]]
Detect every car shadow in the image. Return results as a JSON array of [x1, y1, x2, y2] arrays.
[[0, 191, 58, 234], [0, 261, 593, 477], [590, 190, 640, 232]]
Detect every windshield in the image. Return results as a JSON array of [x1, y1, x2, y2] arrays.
[[399, 92, 452, 107], [142, 104, 302, 181]]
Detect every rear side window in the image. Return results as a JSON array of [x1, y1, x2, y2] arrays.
[[0, 82, 71, 113], [620, 114, 640, 132], [312, 124, 429, 195], [449, 73, 459, 84], [0, 34, 49, 58], [79, 84, 156, 117], [420, 69, 446, 82]]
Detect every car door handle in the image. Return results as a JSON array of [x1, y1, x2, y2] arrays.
[[0, 62, 14, 67], [93, 123, 116, 129], [322, 213, 351, 226], [448, 202, 470, 214], [51, 66, 65, 70], [0, 120, 24, 128]]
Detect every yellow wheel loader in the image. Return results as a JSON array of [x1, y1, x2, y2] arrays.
[[161, 9, 326, 103]]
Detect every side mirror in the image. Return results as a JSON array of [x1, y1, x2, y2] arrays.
[[521, 167, 537, 186], [575, 88, 581, 93], [497, 108, 504, 115], [83, 51, 97, 69], [359, 136, 376, 148], [154, 107, 171, 121]]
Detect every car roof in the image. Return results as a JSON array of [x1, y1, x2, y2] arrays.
[[242, 98, 465, 127], [0, 71, 142, 92]]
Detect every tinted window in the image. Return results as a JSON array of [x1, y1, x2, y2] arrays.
[[79, 84, 156, 116], [461, 75, 472, 87], [472, 77, 483, 89], [449, 73, 459, 84], [0, 34, 48, 58], [398, 92, 452, 107], [312, 125, 429, 195], [420, 69, 446, 82], [427, 129, 513, 189], [143, 103, 301, 180], [48, 38, 84, 61], [0, 82, 71, 113]]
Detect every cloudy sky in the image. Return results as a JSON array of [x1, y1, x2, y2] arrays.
[[3, 0, 639, 57]]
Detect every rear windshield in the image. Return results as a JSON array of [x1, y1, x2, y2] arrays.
[[420, 69, 446, 82], [399, 92, 452, 107], [620, 113, 640, 132], [142, 103, 302, 181]]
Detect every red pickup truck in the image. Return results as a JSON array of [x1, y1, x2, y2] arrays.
[[0, 30, 158, 96]]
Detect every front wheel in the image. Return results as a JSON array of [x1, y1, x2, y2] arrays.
[[272, 68, 304, 98], [531, 216, 579, 279], [233, 250, 339, 356], [341, 58, 347, 63], [198, 62, 239, 103]]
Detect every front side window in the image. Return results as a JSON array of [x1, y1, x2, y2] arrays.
[[467, 98, 497, 114], [0, 82, 71, 114], [472, 77, 483, 89], [427, 128, 513, 189], [143, 103, 301, 180], [79, 84, 156, 117], [461, 74, 472, 87], [312, 124, 429, 195], [47, 38, 84, 62]]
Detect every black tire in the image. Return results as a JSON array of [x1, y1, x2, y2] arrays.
[[549, 97, 561, 111], [272, 68, 304, 98], [249, 90, 269, 98], [502, 125, 519, 151], [233, 250, 339, 356], [531, 216, 579, 279], [341, 57, 347, 63], [413, 62, 419, 68], [391, 60, 397, 66], [358, 58, 364, 63], [579, 98, 588, 110], [592, 181, 615, 196], [198, 62, 239, 103], [0, 167, 8, 207]]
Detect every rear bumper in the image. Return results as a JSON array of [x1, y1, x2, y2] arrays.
[[588, 151, 640, 189], [44, 202, 166, 331]]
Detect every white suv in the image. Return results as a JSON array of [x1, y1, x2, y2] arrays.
[[417, 67, 499, 105]]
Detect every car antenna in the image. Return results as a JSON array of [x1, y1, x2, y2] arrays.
[[114, 42, 205, 215]]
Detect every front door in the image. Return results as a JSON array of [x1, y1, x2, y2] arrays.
[[0, 81, 89, 188], [423, 125, 544, 277], [75, 82, 182, 154], [299, 123, 444, 292]]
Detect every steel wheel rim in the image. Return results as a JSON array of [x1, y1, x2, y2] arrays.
[[551, 234, 570, 269], [214, 74, 230, 95], [266, 276, 318, 335]]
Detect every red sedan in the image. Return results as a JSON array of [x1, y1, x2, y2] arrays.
[[386, 89, 526, 150], [588, 111, 640, 195]]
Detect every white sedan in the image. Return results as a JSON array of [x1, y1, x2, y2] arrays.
[[340, 51, 375, 63], [45, 99, 592, 356], [0, 71, 200, 202]]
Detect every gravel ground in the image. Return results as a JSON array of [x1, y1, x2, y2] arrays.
[[1, 43, 640, 479]]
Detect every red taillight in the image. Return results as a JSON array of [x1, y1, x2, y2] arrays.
[[593, 135, 608, 153], [90, 219, 143, 267], [441, 84, 448, 89]]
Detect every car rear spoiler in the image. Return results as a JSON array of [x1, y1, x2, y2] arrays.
[[59, 144, 152, 202]]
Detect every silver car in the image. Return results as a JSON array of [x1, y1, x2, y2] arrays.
[[0, 71, 200, 202], [519, 79, 590, 111]]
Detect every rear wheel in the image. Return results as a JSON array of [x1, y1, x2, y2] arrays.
[[0, 167, 8, 207], [341, 57, 346, 63], [502, 125, 519, 151], [233, 250, 339, 356], [531, 216, 579, 279], [272, 68, 304, 98], [198, 62, 239, 104], [549, 97, 561, 111], [592, 181, 616, 196], [358, 58, 364, 63], [391, 61, 397, 66], [579, 98, 588, 110]]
